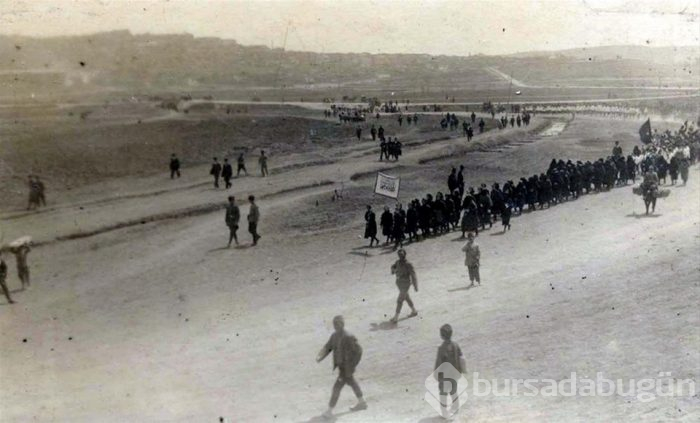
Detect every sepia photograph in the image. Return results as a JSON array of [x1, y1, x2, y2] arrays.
[[0, 0, 698, 421]]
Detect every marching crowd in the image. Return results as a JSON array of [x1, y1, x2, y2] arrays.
[[363, 121, 698, 249], [332, 121, 698, 419]]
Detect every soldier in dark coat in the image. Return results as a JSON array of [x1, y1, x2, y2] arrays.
[[317, 315, 366, 418], [392, 205, 406, 249], [405, 201, 419, 242], [210, 157, 222, 188], [478, 118, 485, 133], [379, 139, 388, 161], [418, 199, 431, 238], [501, 202, 512, 232], [457, 165, 465, 199], [247, 195, 261, 246], [169, 153, 181, 178], [225, 196, 240, 247], [655, 156, 669, 184], [447, 168, 458, 194], [370, 125, 377, 141], [380, 206, 393, 244], [364, 206, 379, 247], [222, 159, 233, 189]]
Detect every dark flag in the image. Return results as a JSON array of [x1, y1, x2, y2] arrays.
[[639, 119, 652, 144]]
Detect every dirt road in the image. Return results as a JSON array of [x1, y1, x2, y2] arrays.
[[0, 115, 698, 422]]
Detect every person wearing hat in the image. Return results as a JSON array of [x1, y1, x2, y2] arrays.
[[462, 233, 480, 287], [390, 249, 418, 323], [434, 324, 465, 418], [317, 315, 367, 418]]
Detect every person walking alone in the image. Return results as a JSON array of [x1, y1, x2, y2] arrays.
[[317, 315, 367, 419], [169, 153, 181, 179], [259, 150, 269, 177], [462, 233, 481, 287], [433, 324, 465, 418], [390, 249, 418, 323]]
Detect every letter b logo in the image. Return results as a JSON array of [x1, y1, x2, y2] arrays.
[[438, 372, 458, 396]]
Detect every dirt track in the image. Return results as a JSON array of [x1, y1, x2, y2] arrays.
[[0, 114, 698, 422]]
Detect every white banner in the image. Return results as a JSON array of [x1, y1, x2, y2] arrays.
[[374, 172, 400, 199]]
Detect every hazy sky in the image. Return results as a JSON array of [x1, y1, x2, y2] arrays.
[[1, 0, 698, 55]]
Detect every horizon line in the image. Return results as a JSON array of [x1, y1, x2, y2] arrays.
[[2, 29, 698, 59]]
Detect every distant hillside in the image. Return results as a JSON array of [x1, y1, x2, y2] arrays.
[[1, 31, 698, 97], [508, 45, 699, 64]]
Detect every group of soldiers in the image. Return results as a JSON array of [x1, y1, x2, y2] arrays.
[[317, 239, 480, 419], [379, 138, 403, 161], [26, 175, 47, 210], [363, 136, 694, 249], [0, 241, 31, 305], [441, 112, 488, 137], [396, 113, 419, 126], [223, 195, 261, 247], [170, 151, 269, 189], [334, 122, 698, 419], [498, 112, 531, 129], [208, 152, 269, 188]]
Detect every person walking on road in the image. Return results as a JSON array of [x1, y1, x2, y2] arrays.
[[390, 249, 418, 323], [247, 195, 261, 246], [259, 150, 269, 177], [222, 159, 233, 189], [364, 205, 379, 247], [462, 233, 481, 287], [210, 157, 222, 188], [225, 196, 240, 247], [317, 315, 367, 419], [169, 153, 181, 179], [237, 153, 248, 177], [434, 324, 465, 418]]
